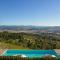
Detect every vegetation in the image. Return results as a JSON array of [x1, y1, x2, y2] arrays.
[[0, 42, 29, 49], [0, 56, 59, 60], [0, 31, 60, 49]]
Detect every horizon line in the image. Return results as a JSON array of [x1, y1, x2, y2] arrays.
[[0, 25, 60, 27]]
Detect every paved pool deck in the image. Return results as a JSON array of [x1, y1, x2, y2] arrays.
[[55, 49, 60, 55], [0, 49, 8, 56], [0, 49, 5, 55]]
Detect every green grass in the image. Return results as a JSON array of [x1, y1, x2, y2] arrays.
[[0, 42, 29, 49]]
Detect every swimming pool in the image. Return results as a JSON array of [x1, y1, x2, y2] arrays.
[[2, 50, 58, 58]]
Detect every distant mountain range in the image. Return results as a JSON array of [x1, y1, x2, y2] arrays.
[[0, 25, 48, 30], [0, 26, 60, 33]]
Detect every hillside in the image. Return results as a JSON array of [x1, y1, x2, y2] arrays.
[[0, 31, 60, 49]]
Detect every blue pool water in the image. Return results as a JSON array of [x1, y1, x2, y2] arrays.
[[2, 50, 58, 58]]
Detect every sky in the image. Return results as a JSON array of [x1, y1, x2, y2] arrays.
[[0, 0, 60, 26]]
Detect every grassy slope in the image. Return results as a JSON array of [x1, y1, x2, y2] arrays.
[[0, 42, 29, 49]]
